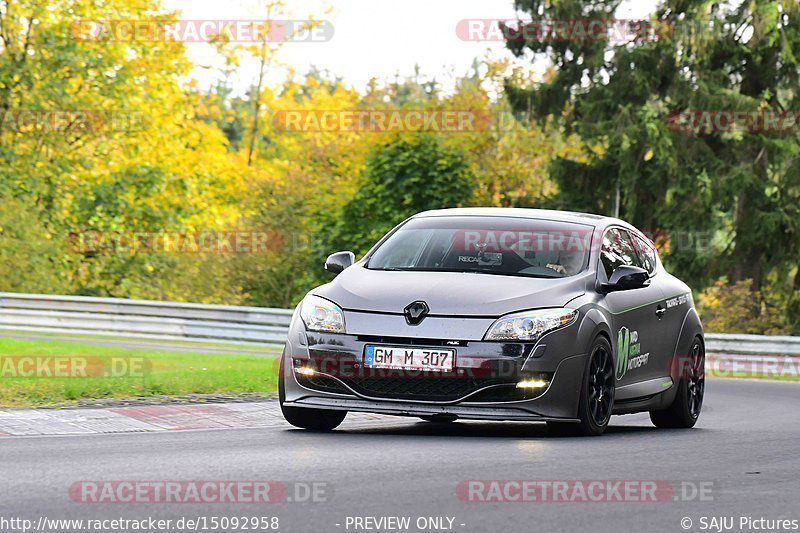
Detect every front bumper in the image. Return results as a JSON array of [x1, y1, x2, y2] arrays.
[[281, 324, 588, 421], [285, 396, 578, 422]]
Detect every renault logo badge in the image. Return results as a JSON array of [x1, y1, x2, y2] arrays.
[[403, 301, 429, 325]]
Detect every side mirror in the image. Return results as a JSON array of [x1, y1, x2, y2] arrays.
[[325, 251, 355, 274], [599, 265, 650, 294]]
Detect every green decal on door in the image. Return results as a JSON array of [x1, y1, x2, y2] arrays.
[[616, 326, 647, 380]]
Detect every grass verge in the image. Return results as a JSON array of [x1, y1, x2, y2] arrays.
[[0, 338, 279, 408]]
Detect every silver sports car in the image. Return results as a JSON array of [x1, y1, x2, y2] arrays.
[[279, 208, 705, 436]]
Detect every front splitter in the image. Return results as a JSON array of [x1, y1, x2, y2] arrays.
[[284, 397, 580, 423]]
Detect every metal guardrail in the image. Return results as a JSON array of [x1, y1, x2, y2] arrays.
[[0, 292, 293, 346], [0, 292, 799, 355], [704, 333, 800, 356]]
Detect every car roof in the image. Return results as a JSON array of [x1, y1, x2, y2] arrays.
[[413, 207, 629, 230]]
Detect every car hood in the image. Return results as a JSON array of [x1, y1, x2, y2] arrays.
[[313, 265, 586, 317]]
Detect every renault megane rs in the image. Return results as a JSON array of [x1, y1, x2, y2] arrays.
[[279, 208, 705, 436]]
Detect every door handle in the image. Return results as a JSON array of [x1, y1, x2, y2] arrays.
[[655, 306, 666, 318]]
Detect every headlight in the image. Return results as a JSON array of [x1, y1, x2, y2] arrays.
[[300, 294, 345, 333], [484, 308, 577, 342]]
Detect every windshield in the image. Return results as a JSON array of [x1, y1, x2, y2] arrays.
[[366, 216, 594, 278]]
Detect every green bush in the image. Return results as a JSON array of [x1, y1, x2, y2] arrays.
[[697, 278, 792, 335], [330, 134, 476, 256], [0, 198, 73, 294]]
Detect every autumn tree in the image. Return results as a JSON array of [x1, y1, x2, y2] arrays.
[[505, 0, 800, 332], [329, 134, 476, 257]]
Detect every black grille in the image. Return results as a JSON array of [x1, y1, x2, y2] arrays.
[[342, 376, 509, 401], [299, 372, 525, 402]]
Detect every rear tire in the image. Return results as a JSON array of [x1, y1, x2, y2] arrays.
[[279, 357, 347, 431], [650, 338, 704, 429], [551, 336, 615, 436]]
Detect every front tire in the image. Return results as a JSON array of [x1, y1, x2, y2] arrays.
[[650, 338, 704, 429], [549, 336, 615, 437], [279, 357, 347, 431]]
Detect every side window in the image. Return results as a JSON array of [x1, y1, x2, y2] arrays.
[[630, 232, 657, 275], [600, 228, 640, 278]]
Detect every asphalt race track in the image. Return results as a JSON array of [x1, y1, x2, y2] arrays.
[[1, 379, 798, 533]]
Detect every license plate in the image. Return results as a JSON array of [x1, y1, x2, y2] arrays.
[[364, 345, 455, 372]]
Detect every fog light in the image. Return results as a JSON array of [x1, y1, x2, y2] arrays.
[[295, 366, 316, 377], [516, 379, 549, 389]]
